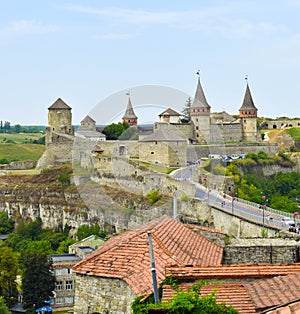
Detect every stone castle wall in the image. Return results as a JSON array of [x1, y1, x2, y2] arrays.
[[187, 143, 279, 160], [210, 123, 243, 143], [263, 119, 300, 130]]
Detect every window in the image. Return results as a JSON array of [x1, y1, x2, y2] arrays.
[[65, 296, 74, 304], [55, 281, 63, 291], [67, 268, 72, 274], [55, 268, 63, 276], [56, 297, 64, 304], [66, 280, 73, 290]]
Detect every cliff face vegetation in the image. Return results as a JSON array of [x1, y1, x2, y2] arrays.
[[0, 165, 172, 233]]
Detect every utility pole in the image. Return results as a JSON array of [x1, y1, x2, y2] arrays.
[[147, 231, 159, 304]]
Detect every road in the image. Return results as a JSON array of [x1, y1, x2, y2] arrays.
[[170, 165, 293, 231]]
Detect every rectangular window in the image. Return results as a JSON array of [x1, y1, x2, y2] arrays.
[[56, 297, 64, 304], [65, 296, 74, 304], [66, 280, 73, 290], [55, 268, 63, 276], [55, 281, 63, 291], [67, 268, 72, 274]]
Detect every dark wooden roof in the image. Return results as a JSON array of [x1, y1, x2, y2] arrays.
[[48, 98, 71, 110], [191, 78, 211, 109], [239, 83, 258, 111]]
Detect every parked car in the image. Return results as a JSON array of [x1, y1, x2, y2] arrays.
[[281, 217, 295, 228], [208, 154, 221, 159]]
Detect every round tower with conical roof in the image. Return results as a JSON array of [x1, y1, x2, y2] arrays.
[[190, 76, 211, 143], [239, 83, 259, 142]]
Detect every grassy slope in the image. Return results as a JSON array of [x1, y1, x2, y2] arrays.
[[0, 133, 45, 162]]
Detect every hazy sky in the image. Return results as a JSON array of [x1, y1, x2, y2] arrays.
[[1, 0, 300, 126]]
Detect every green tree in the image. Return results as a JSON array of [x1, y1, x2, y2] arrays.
[[0, 296, 12, 314], [0, 212, 14, 234], [77, 224, 107, 241], [20, 251, 55, 309], [56, 238, 76, 254], [132, 282, 238, 313], [103, 122, 130, 140], [180, 97, 192, 123], [0, 247, 18, 306], [13, 124, 22, 133]]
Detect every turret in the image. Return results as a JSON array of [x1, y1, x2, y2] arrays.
[[122, 96, 138, 126], [190, 75, 211, 142], [239, 82, 259, 142]]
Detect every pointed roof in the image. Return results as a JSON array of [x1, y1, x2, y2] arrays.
[[122, 97, 138, 120], [73, 215, 223, 296], [81, 115, 96, 124], [239, 83, 258, 111], [159, 108, 181, 117], [191, 77, 211, 109], [48, 98, 71, 110]]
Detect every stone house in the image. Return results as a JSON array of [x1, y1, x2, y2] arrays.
[[72, 215, 223, 314], [158, 108, 181, 123], [75, 115, 106, 141]]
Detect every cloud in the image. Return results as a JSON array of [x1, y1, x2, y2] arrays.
[[95, 33, 135, 40], [1, 20, 59, 36], [65, 4, 287, 39]]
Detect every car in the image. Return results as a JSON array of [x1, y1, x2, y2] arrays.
[[281, 217, 295, 228], [208, 154, 221, 159]]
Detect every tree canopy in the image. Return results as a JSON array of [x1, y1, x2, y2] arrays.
[[20, 251, 55, 309], [102, 122, 130, 140], [0, 247, 18, 306]]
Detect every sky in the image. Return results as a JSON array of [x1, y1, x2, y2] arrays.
[[1, 0, 300, 126]]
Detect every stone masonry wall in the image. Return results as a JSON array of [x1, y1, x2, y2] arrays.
[[223, 239, 300, 264], [74, 274, 136, 314]]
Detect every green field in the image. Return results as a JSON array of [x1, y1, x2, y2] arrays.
[[0, 133, 45, 163], [0, 132, 43, 143]]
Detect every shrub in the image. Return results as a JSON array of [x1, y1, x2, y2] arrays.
[[146, 189, 160, 205]]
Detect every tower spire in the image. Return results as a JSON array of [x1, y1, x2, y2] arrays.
[[122, 92, 138, 126]]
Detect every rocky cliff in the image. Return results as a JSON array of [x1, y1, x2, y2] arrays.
[[0, 165, 174, 234]]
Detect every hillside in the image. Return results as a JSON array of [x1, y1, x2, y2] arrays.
[[264, 127, 300, 150]]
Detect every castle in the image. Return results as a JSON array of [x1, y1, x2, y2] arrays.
[[38, 77, 278, 170], [121, 77, 260, 144]]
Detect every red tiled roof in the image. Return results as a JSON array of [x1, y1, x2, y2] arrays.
[[162, 283, 256, 314], [73, 215, 223, 295], [165, 264, 300, 280], [264, 300, 300, 314], [245, 272, 300, 311]]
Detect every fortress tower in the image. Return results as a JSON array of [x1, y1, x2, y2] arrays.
[[190, 76, 211, 143], [122, 96, 138, 126], [239, 83, 258, 142], [46, 98, 74, 147]]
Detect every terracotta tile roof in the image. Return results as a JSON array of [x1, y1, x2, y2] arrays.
[[73, 215, 223, 295], [162, 283, 256, 314], [165, 265, 300, 313], [245, 272, 300, 312], [165, 264, 300, 280], [263, 300, 300, 314]]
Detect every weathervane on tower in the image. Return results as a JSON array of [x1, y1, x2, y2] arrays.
[[196, 70, 200, 78]]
